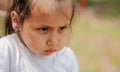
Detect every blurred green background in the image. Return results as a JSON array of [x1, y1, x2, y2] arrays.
[[70, 0, 120, 72], [0, 0, 120, 72]]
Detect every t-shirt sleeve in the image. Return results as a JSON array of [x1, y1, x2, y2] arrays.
[[66, 47, 79, 72], [0, 38, 10, 72]]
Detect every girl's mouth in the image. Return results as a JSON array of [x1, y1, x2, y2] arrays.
[[44, 49, 56, 54]]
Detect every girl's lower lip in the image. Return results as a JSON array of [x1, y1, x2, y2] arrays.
[[44, 50, 55, 53]]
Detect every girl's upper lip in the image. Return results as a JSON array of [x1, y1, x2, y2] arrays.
[[44, 49, 56, 53]]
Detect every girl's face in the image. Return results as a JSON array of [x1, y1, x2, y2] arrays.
[[17, 0, 73, 56]]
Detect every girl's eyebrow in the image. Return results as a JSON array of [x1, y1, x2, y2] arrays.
[[37, 21, 70, 27], [61, 24, 70, 27], [40, 23, 69, 26], [37, 23, 70, 28]]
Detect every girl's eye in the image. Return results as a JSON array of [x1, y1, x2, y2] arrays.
[[39, 27, 48, 31], [59, 26, 68, 31]]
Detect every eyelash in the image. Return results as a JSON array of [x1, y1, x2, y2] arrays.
[[39, 27, 48, 31], [59, 26, 68, 31], [38, 26, 68, 32]]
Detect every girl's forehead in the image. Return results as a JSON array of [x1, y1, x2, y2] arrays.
[[24, 0, 73, 26], [30, 0, 73, 16], [32, 0, 57, 10]]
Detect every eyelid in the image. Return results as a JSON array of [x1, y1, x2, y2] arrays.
[[62, 25, 69, 28], [39, 27, 48, 31], [59, 26, 68, 31], [61, 26, 68, 28]]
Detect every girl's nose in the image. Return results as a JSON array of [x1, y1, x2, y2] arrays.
[[47, 34, 59, 48]]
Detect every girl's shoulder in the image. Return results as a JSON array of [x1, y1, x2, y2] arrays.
[[57, 46, 77, 61], [0, 35, 9, 47], [56, 46, 78, 71], [0, 33, 20, 58], [59, 46, 75, 56], [0, 34, 18, 71], [0, 34, 15, 45], [0, 33, 18, 51]]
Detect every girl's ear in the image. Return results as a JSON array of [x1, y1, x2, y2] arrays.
[[11, 11, 20, 31]]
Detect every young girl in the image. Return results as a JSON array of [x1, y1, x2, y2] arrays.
[[0, 0, 79, 72]]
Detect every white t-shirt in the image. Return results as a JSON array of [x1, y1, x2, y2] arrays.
[[0, 33, 79, 72]]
